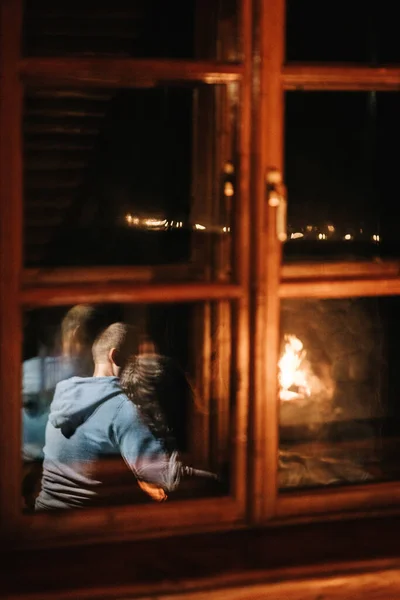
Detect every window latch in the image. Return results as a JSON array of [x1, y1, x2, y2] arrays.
[[266, 168, 287, 242]]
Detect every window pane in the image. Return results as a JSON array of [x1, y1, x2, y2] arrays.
[[286, 0, 399, 64], [284, 91, 400, 262], [23, 0, 239, 61], [279, 296, 400, 491], [24, 84, 238, 280], [22, 301, 234, 512]]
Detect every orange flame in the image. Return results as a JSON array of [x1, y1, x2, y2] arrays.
[[279, 334, 311, 401]]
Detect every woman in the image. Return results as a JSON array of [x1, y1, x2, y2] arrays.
[[120, 352, 191, 454], [120, 352, 219, 499]]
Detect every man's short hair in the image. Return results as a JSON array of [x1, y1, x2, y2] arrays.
[[61, 304, 110, 350], [92, 322, 138, 365]]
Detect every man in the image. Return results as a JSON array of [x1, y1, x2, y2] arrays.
[[23, 304, 112, 462], [35, 323, 181, 510], [22, 305, 114, 510]]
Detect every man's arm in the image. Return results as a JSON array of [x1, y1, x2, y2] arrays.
[[112, 398, 182, 493]]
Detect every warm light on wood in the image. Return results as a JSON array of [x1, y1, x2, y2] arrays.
[[19, 58, 244, 87], [282, 65, 400, 91]]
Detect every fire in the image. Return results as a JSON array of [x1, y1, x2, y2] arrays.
[[279, 334, 311, 402]]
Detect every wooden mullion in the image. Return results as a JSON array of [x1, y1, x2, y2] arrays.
[[282, 260, 400, 281], [188, 303, 212, 468], [19, 58, 244, 87], [279, 277, 400, 299], [235, 0, 251, 289], [210, 301, 232, 472], [20, 282, 243, 307], [282, 64, 400, 91], [232, 0, 251, 517], [276, 480, 400, 521], [250, 0, 285, 523], [23, 264, 207, 286]]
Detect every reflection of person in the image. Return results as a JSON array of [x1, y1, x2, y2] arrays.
[[35, 323, 182, 510], [120, 353, 192, 453], [120, 353, 220, 493], [23, 304, 111, 462]]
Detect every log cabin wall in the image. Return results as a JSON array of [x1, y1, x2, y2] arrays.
[[24, 87, 113, 265]]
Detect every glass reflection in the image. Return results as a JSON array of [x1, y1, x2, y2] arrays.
[[286, 0, 399, 64], [284, 92, 400, 261], [22, 303, 231, 511], [24, 84, 237, 278], [279, 297, 400, 491], [23, 0, 239, 61]]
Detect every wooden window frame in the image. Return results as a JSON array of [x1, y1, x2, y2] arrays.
[[0, 0, 253, 548], [3, 0, 400, 553], [4, 3, 400, 596], [253, 0, 400, 524]]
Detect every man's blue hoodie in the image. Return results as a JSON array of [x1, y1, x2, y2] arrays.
[[36, 376, 180, 510]]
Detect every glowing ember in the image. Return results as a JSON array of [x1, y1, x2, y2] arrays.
[[279, 334, 311, 402]]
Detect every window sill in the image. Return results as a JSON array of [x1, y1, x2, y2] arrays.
[[3, 515, 400, 599]]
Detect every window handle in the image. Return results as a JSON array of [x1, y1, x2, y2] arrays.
[[266, 168, 287, 242]]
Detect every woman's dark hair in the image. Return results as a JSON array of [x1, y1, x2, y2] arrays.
[[120, 354, 192, 453]]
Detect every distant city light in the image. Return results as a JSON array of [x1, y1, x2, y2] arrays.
[[143, 218, 167, 227], [125, 217, 383, 242], [125, 214, 166, 229], [284, 224, 383, 244]]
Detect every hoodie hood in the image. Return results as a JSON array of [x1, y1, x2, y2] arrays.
[[49, 376, 122, 438]]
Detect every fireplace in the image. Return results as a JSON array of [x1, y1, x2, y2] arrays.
[[278, 296, 400, 490]]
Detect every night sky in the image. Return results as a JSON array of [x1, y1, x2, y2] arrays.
[[284, 0, 400, 259]]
